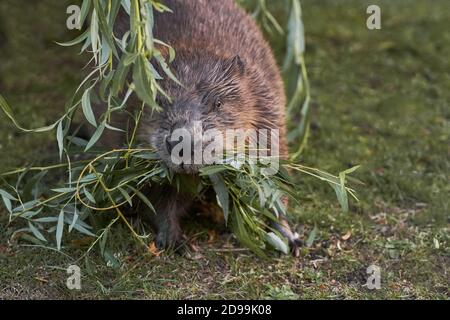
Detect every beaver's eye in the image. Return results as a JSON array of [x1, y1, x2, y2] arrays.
[[215, 99, 222, 109]]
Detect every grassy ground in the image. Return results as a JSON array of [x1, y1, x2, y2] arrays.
[[0, 0, 448, 299]]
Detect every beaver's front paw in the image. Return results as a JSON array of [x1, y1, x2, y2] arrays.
[[288, 232, 303, 258], [271, 218, 303, 258], [155, 228, 185, 253]]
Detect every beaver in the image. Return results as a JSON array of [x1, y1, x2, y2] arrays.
[[98, 0, 301, 255]]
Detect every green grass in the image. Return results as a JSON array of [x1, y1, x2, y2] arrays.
[[0, 0, 449, 299]]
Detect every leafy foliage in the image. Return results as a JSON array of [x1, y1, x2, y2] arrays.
[[0, 0, 357, 258]]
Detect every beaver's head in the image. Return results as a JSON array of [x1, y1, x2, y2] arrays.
[[140, 52, 271, 174]]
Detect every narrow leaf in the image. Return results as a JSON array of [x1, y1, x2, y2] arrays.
[[56, 210, 65, 250], [82, 90, 97, 127]]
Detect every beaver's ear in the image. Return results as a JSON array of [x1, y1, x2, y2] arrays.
[[222, 55, 245, 76]]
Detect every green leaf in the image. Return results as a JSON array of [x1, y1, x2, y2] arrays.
[[33, 217, 58, 223], [67, 136, 88, 147], [71, 221, 96, 237], [51, 187, 78, 193], [68, 208, 79, 232], [0, 94, 59, 132], [118, 187, 133, 206], [90, 8, 99, 57], [56, 210, 65, 250], [28, 222, 47, 242], [209, 173, 229, 223], [13, 200, 39, 213], [155, 52, 181, 86], [108, 0, 122, 26], [81, 33, 92, 53], [1, 193, 12, 213], [99, 228, 109, 255], [331, 166, 359, 213], [83, 187, 96, 204], [56, 29, 89, 47], [199, 165, 230, 176], [99, 70, 115, 101], [100, 36, 111, 66], [132, 152, 160, 160], [56, 121, 64, 160], [306, 225, 317, 248], [132, 55, 158, 109], [85, 122, 105, 151], [2, 197, 12, 213], [266, 232, 288, 254], [121, 0, 131, 15], [0, 188, 17, 201], [20, 233, 43, 245], [93, 0, 119, 59], [124, 52, 139, 66], [79, 0, 91, 27], [82, 89, 97, 127], [105, 123, 125, 132], [341, 165, 361, 176], [111, 56, 130, 96]]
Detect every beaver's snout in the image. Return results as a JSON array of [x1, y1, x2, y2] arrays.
[[158, 115, 209, 174], [145, 53, 262, 174]]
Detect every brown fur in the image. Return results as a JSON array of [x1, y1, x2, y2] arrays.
[[96, 0, 300, 254], [147, 0, 287, 157]]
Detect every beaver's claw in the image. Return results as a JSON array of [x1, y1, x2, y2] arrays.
[[288, 232, 302, 257], [155, 227, 186, 254]]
